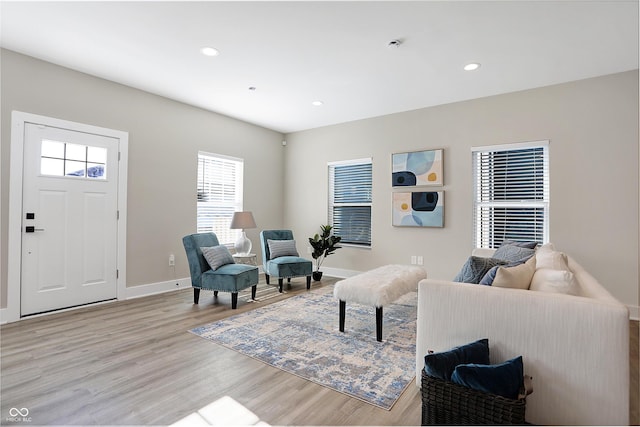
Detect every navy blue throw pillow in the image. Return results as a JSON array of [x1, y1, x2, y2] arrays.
[[451, 356, 524, 400], [453, 257, 508, 284], [424, 338, 490, 381]]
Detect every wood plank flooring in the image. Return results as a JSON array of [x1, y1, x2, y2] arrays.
[[1, 278, 638, 426]]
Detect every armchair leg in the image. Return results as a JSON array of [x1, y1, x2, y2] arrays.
[[251, 285, 257, 300], [278, 278, 284, 293], [231, 292, 238, 309], [214, 291, 218, 297], [265, 274, 270, 285], [306, 275, 311, 290], [194, 288, 200, 304]]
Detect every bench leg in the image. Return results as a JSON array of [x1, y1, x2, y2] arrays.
[[339, 300, 346, 333], [376, 306, 383, 342]]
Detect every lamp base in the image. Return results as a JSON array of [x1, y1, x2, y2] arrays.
[[234, 231, 252, 256]]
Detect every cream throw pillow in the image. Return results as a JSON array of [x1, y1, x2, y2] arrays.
[[529, 268, 580, 295], [535, 243, 570, 271], [492, 255, 536, 290]]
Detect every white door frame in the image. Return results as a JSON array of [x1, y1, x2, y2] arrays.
[[5, 111, 128, 323]]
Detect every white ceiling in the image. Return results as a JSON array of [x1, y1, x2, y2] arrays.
[[1, 1, 638, 134]]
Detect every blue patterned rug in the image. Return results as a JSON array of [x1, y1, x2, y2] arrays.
[[189, 285, 417, 410]]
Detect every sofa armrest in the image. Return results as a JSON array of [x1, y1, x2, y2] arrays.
[[416, 279, 629, 426]]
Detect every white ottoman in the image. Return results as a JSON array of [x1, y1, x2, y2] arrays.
[[333, 264, 427, 341]]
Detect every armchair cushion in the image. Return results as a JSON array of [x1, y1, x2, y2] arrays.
[[201, 245, 235, 270], [267, 239, 299, 258], [265, 256, 312, 279], [201, 263, 259, 292]]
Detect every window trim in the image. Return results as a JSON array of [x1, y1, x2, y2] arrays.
[[328, 157, 373, 248], [471, 140, 549, 249]]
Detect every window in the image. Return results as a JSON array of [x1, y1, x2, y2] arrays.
[[197, 152, 243, 245], [472, 141, 549, 249], [328, 158, 372, 247], [40, 139, 107, 179]]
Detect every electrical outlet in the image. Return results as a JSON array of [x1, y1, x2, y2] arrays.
[[169, 254, 175, 266], [417, 256, 424, 265], [411, 255, 417, 265]]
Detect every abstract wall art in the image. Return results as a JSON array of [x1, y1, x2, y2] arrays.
[[392, 149, 443, 187], [392, 191, 444, 227]]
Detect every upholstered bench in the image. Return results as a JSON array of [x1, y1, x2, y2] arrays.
[[334, 264, 426, 341]]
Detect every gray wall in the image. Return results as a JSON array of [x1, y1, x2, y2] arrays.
[[284, 70, 639, 310], [2, 48, 638, 313], [1, 49, 286, 307]]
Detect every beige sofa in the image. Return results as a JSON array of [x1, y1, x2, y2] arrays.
[[415, 246, 630, 426]]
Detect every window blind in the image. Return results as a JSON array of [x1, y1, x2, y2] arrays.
[[328, 159, 372, 246], [472, 142, 549, 248], [197, 152, 243, 245]]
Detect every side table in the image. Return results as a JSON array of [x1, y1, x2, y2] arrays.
[[233, 253, 257, 266]]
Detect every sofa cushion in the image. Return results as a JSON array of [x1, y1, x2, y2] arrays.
[[454, 257, 508, 284], [493, 243, 536, 263], [424, 338, 490, 381], [201, 245, 235, 270], [451, 356, 524, 400], [491, 255, 537, 290], [267, 239, 299, 259], [529, 268, 580, 295]]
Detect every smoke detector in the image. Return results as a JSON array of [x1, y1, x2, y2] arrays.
[[387, 39, 403, 48]]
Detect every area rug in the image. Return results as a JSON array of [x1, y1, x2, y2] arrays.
[[189, 285, 417, 410]]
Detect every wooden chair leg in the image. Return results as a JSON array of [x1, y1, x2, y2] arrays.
[[251, 285, 257, 300], [231, 292, 238, 309], [265, 273, 270, 285], [194, 288, 200, 304], [278, 278, 284, 293], [213, 290, 218, 297], [306, 275, 311, 290]]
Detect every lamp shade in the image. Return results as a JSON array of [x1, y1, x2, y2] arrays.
[[230, 211, 256, 230]]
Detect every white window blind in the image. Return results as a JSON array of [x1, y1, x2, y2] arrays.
[[197, 152, 243, 245], [472, 141, 549, 249], [328, 158, 372, 247]]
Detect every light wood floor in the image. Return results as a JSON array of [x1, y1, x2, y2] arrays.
[[1, 277, 638, 426]]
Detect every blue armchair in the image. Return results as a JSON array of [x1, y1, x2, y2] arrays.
[[260, 230, 312, 293], [182, 232, 259, 309]]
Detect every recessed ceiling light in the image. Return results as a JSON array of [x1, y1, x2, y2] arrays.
[[311, 101, 324, 106], [248, 86, 256, 91], [201, 47, 220, 57], [464, 63, 481, 71]]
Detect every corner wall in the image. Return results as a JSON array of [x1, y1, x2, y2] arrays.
[[0, 49, 285, 309], [284, 70, 639, 314]]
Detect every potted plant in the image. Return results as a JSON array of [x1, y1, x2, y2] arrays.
[[308, 224, 342, 281]]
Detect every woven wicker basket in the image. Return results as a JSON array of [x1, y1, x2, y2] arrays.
[[421, 370, 528, 425]]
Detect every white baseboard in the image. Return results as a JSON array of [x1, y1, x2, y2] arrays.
[[321, 267, 362, 279], [0, 308, 7, 325], [125, 277, 192, 299]]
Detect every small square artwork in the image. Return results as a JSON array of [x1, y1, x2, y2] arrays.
[[393, 191, 444, 227], [392, 149, 443, 187]]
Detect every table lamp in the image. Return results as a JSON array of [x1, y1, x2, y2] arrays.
[[230, 211, 256, 255]]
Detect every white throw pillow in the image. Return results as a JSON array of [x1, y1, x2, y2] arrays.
[[267, 239, 299, 259], [201, 245, 235, 270], [535, 244, 569, 271], [492, 255, 536, 290], [529, 268, 580, 295]]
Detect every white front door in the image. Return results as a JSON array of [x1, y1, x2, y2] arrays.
[[20, 123, 119, 316]]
